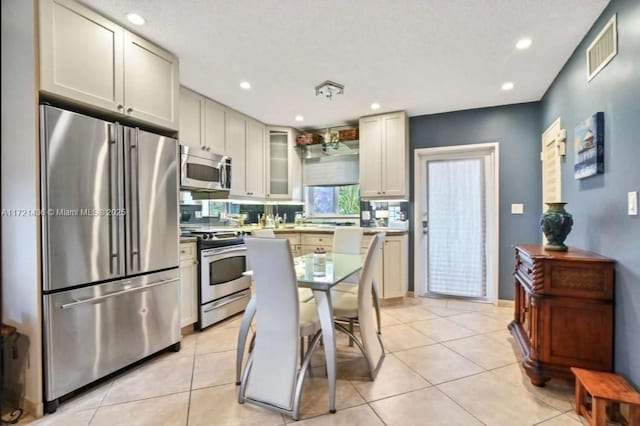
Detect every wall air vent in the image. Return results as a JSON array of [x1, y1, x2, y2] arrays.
[[586, 14, 617, 82]]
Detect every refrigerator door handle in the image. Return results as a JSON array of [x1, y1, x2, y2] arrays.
[[108, 124, 119, 275], [128, 128, 141, 272], [58, 278, 180, 310]]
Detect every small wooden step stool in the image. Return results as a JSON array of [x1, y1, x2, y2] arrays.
[[572, 367, 640, 426]]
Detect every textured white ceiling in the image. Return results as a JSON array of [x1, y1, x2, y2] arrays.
[[82, 0, 609, 128]]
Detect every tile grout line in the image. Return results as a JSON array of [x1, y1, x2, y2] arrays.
[[87, 380, 116, 424], [185, 336, 199, 426]]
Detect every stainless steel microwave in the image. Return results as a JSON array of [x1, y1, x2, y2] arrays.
[[180, 146, 231, 192]]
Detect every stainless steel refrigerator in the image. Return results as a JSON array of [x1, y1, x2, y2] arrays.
[[40, 105, 180, 412]]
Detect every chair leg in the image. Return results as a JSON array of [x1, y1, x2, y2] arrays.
[[348, 320, 355, 347], [236, 295, 257, 385], [238, 354, 253, 404], [372, 283, 382, 334], [300, 337, 305, 367], [334, 322, 374, 379], [292, 331, 322, 421]]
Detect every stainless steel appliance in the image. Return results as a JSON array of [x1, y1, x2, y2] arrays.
[[182, 231, 251, 330], [40, 105, 180, 413], [180, 145, 231, 192]]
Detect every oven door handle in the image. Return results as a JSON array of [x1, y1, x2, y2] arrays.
[[203, 290, 250, 312], [201, 247, 246, 259]]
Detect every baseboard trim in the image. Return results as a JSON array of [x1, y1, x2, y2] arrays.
[[498, 299, 515, 308], [24, 396, 43, 418]]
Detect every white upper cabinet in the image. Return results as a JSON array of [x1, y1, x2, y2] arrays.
[[227, 112, 266, 199], [245, 119, 266, 198], [39, 0, 179, 130], [179, 87, 227, 155], [40, 0, 124, 112], [359, 116, 383, 198], [358, 111, 409, 199], [123, 30, 179, 130], [204, 99, 227, 155], [227, 111, 247, 198], [178, 86, 205, 150]]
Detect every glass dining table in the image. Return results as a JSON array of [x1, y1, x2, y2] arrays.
[[237, 252, 369, 414]]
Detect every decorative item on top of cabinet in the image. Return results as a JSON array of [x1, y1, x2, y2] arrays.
[[540, 202, 574, 251], [39, 0, 179, 131], [359, 111, 409, 199], [508, 244, 615, 387]]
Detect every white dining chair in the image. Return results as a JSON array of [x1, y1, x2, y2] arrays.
[[238, 237, 322, 420], [331, 232, 386, 378], [331, 228, 383, 335], [235, 229, 313, 386]]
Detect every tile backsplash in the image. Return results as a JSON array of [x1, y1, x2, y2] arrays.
[[360, 201, 409, 228]]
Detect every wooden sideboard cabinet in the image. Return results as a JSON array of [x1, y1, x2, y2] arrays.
[[508, 244, 615, 387]]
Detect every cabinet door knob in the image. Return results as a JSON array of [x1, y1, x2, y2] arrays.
[[126, 107, 133, 113], [117, 104, 124, 111]]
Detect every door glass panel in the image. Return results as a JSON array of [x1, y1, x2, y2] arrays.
[[269, 131, 289, 195], [426, 158, 486, 298]]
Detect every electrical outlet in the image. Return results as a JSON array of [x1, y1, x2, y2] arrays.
[[511, 203, 524, 214], [628, 191, 638, 215]]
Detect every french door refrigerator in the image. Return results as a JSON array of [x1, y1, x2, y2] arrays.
[[40, 105, 180, 412]]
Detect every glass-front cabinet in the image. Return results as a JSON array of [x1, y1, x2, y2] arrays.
[[266, 127, 302, 201]]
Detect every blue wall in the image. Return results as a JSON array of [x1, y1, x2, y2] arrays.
[[540, 0, 640, 387], [409, 102, 542, 300]]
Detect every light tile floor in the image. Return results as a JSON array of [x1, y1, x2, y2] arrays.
[[14, 297, 591, 426]]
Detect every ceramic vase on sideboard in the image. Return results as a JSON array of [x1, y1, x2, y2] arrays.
[[540, 202, 573, 251]]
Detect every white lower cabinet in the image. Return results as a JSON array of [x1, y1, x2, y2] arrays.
[[179, 243, 198, 328], [382, 235, 409, 298]]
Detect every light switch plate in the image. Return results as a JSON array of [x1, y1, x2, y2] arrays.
[[628, 191, 638, 215], [511, 203, 524, 214]]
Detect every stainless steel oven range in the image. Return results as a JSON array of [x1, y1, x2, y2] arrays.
[[184, 231, 251, 330]]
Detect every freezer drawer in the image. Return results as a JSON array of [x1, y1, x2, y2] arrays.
[[43, 269, 181, 401]]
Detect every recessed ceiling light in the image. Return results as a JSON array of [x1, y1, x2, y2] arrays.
[[126, 13, 146, 26], [239, 81, 251, 90], [516, 38, 533, 50], [295, 115, 304, 122], [501, 82, 515, 91], [370, 103, 381, 110]]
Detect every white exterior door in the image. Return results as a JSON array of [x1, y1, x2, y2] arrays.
[[414, 144, 499, 303]]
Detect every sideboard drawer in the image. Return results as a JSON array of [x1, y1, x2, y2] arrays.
[[544, 260, 614, 300]]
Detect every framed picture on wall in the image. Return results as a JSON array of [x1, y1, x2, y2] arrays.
[[574, 112, 604, 179]]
